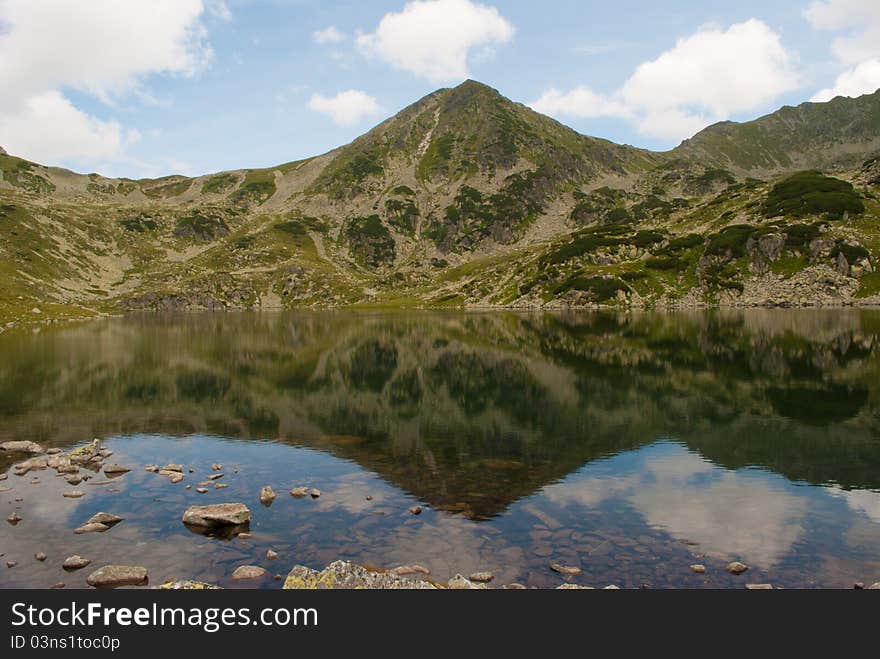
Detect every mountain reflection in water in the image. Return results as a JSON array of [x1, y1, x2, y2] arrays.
[[1, 309, 879, 588]]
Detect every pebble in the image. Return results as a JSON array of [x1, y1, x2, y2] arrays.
[[215, 483, 228, 489], [853, 582, 865, 589], [290, 487, 309, 498], [504, 583, 527, 589], [35, 552, 47, 562], [266, 550, 278, 561], [46, 448, 62, 455], [726, 561, 749, 575], [197, 488, 209, 494], [211, 464, 222, 471], [63, 555, 91, 571], [6, 561, 17, 568], [745, 584, 773, 590], [103, 464, 131, 476], [145, 465, 159, 473], [238, 532, 253, 539], [469, 572, 495, 583], [7, 512, 22, 524], [51, 582, 65, 589], [365, 495, 373, 501], [690, 564, 706, 574], [163, 464, 183, 473], [74, 522, 109, 534], [390, 565, 430, 576], [0, 473, 6, 480], [65, 474, 84, 486], [86, 512, 123, 526], [408, 505, 422, 515], [232, 565, 267, 580], [207, 473, 224, 481], [259, 486, 277, 506], [169, 473, 184, 484], [550, 563, 582, 576], [310, 489, 321, 499], [448, 574, 487, 589], [62, 490, 85, 499], [185, 484, 191, 490]]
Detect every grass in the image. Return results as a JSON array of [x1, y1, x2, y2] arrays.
[[202, 173, 239, 195], [228, 169, 276, 205]]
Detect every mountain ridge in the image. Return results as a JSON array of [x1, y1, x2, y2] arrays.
[[0, 80, 879, 325]]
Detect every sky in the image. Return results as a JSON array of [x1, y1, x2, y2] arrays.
[[0, 0, 878, 178]]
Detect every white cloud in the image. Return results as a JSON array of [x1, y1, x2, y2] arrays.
[[529, 19, 800, 143], [313, 25, 346, 45], [805, 1, 880, 100], [812, 57, 880, 101], [356, 0, 514, 83], [308, 90, 381, 126], [0, 0, 216, 168]]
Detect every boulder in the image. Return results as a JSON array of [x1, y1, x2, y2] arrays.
[[62, 555, 91, 571], [86, 512, 123, 526], [182, 503, 251, 527], [726, 561, 749, 575], [103, 464, 130, 476], [74, 522, 109, 534], [259, 486, 276, 506], [87, 566, 148, 588]]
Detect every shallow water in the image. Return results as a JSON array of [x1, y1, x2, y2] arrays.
[[2, 309, 880, 588]]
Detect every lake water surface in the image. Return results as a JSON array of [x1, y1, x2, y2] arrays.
[[2, 309, 880, 588]]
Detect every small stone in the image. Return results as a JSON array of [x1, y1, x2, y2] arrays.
[[185, 484, 191, 490], [266, 550, 278, 561], [408, 505, 422, 515], [365, 495, 373, 501], [211, 464, 222, 471], [170, 473, 184, 484], [163, 464, 183, 473], [853, 582, 865, 589], [232, 565, 267, 580], [469, 571, 495, 583], [145, 465, 159, 473], [550, 563, 582, 576], [87, 565, 148, 588], [7, 512, 22, 525], [35, 552, 47, 562], [46, 448, 62, 455], [310, 489, 321, 499], [63, 490, 85, 499], [63, 555, 91, 571], [745, 584, 773, 590], [690, 564, 706, 574], [0, 473, 6, 480], [74, 522, 109, 534], [98, 449, 113, 458], [6, 561, 17, 568], [448, 574, 486, 589], [103, 464, 130, 476], [259, 486, 277, 506], [207, 473, 224, 481], [51, 582, 65, 589], [867, 582, 880, 589], [65, 474, 83, 486], [726, 561, 749, 575], [504, 583, 527, 589], [197, 488, 208, 494], [290, 487, 309, 498], [215, 483, 228, 489], [557, 583, 594, 589], [390, 565, 430, 576], [603, 585, 620, 590], [86, 512, 123, 526], [238, 532, 253, 539]]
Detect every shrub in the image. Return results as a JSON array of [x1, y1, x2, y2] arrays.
[[762, 170, 864, 219]]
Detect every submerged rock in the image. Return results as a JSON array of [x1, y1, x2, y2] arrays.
[[290, 487, 309, 498], [266, 550, 278, 561], [103, 464, 130, 476], [74, 522, 109, 534], [62, 490, 85, 499], [390, 565, 430, 576], [550, 563, 582, 576], [1, 441, 45, 454], [86, 512, 123, 526], [87, 565, 148, 588], [182, 503, 251, 527], [232, 565, 267, 580], [690, 564, 706, 574], [310, 489, 321, 499], [63, 555, 91, 571], [726, 561, 749, 575], [284, 561, 437, 589], [408, 505, 422, 515], [469, 572, 495, 583]]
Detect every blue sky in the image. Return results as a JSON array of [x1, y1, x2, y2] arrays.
[[0, 0, 878, 178]]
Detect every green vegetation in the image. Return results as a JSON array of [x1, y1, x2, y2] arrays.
[[0, 155, 55, 194], [552, 275, 627, 301], [120, 213, 158, 233], [384, 197, 419, 235], [228, 169, 276, 205], [201, 173, 238, 194], [343, 215, 396, 268], [762, 171, 865, 219], [174, 209, 229, 241]]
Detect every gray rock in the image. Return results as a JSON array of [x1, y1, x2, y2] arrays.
[[310, 488, 321, 499], [726, 561, 749, 575], [231, 565, 267, 580], [182, 503, 251, 527], [74, 522, 109, 534], [284, 561, 437, 589], [259, 486, 276, 506], [35, 552, 47, 562], [14, 457, 47, 474], [163, 464, 183, 472], [145, 465, 159, 473], [62, 490, 85, 499], [6, 561, 17, 568], [266, 550, 278, 561], [65, 474, 84, 486], [690, 564, 706, 573], [63, 555, 91, 571], [290, 487, 309, 498], [0, 441, 44, 454], [87, 566, 148, 588], [103, 464, 130, 476], [196, 488, 208, 494], [86, 512, 123, 526]]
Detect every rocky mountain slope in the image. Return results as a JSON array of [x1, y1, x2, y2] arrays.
[[1, 81, 879, 325]]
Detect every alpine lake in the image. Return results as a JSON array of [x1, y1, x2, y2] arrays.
[[2, 309, 880, 589]]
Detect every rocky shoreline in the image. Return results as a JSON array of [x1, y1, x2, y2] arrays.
[[4, 439, 880, 590]]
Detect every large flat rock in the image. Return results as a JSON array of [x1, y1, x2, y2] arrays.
[[87, 566, 148, 588], [182, 503, 251, 527]]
